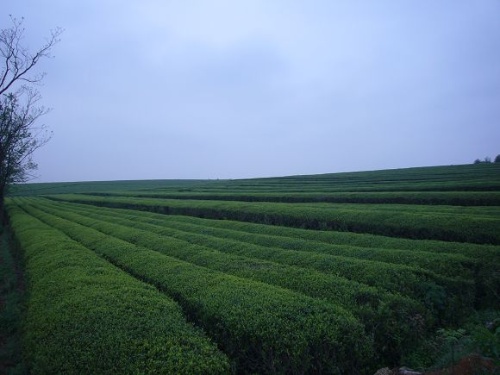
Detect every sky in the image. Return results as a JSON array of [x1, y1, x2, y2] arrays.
[[2, 1, 500, 182]]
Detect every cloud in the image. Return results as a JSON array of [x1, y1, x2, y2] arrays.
[[3, 0, 500, 181]]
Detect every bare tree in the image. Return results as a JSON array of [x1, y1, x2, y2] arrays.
[[1, 17, 61, 95], [0, 16, 61, 210]]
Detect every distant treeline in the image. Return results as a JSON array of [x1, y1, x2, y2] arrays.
[[474, 154, 500, 164]]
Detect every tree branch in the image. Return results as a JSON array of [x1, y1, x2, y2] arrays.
[[0, 16, 62, 96]]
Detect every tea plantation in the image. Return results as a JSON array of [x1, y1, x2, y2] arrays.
[[6, 164, 500, 374]]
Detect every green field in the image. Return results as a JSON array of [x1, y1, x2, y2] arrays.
[[5, 163, 500, 374]]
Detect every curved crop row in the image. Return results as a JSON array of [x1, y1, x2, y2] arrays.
[[135, 164, 500, 193], [84, 190, 500, 206], [27, 198, 476, 322], [6, 202, 230, 375], [44, 197, 498, 259], [42, 197, 500, 307], [24, 197, 431, 366], [32, 198, 476, 279], [76, 201, 475, 277], [48, 194, 500, 244], [14, 200, 372, 374], [42, 198, 499, 309]]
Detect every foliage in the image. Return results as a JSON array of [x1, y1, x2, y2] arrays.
[[430, 319, 500, 371], [435, 328, 471, 367], [6, 203, 230, 374], [12, 199, 372, 374], [14, 196, 498, 371], [23, 198, 478, 317], [20, 197, 431, 366], [0, 16, 61, 207], [403, 311, 500, 371], [50, 193, 500, 245], [10, 163, 500, 197], [0, 93, 50, 189], [6, 164, 500, 373]]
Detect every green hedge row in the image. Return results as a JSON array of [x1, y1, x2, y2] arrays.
[[30, 198, 476, 320], [45, 197, 498, 259], [86, 190, 500, 206], [6, 202, 230, 375], [42, 196, 500, 308], [104, 207, 473, 277], [142, 210, 497, 264], [35, 197, 476, 280], [37, 198, 480, 317], [48, 194, 500, 244], [134, 207, 498, 309], [26, 198, 432, 366], [134, 164, 500, 193], [16, 200, 372, 374]]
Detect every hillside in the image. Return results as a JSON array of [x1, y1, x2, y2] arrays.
[[4, 163, 499, 374]]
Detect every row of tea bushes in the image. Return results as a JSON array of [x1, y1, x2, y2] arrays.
[[48, 197, 497, 276], [6, 202, 230, 375], [27, 198, 475, 325], [42, 196, 500, 308], [48, 194, 500, 244], [15, 200, 372, 374], [25, 197, 431, 366], [74, 203, 475, 279], [150, 212, 498, 307], [85, 190, 500, 206]]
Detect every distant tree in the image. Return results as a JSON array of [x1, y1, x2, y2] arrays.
[[474, 157, 494, 165], [0, 16, 61, 213]]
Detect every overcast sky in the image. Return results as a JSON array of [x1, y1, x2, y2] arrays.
[[3, 1, 500, 182]]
